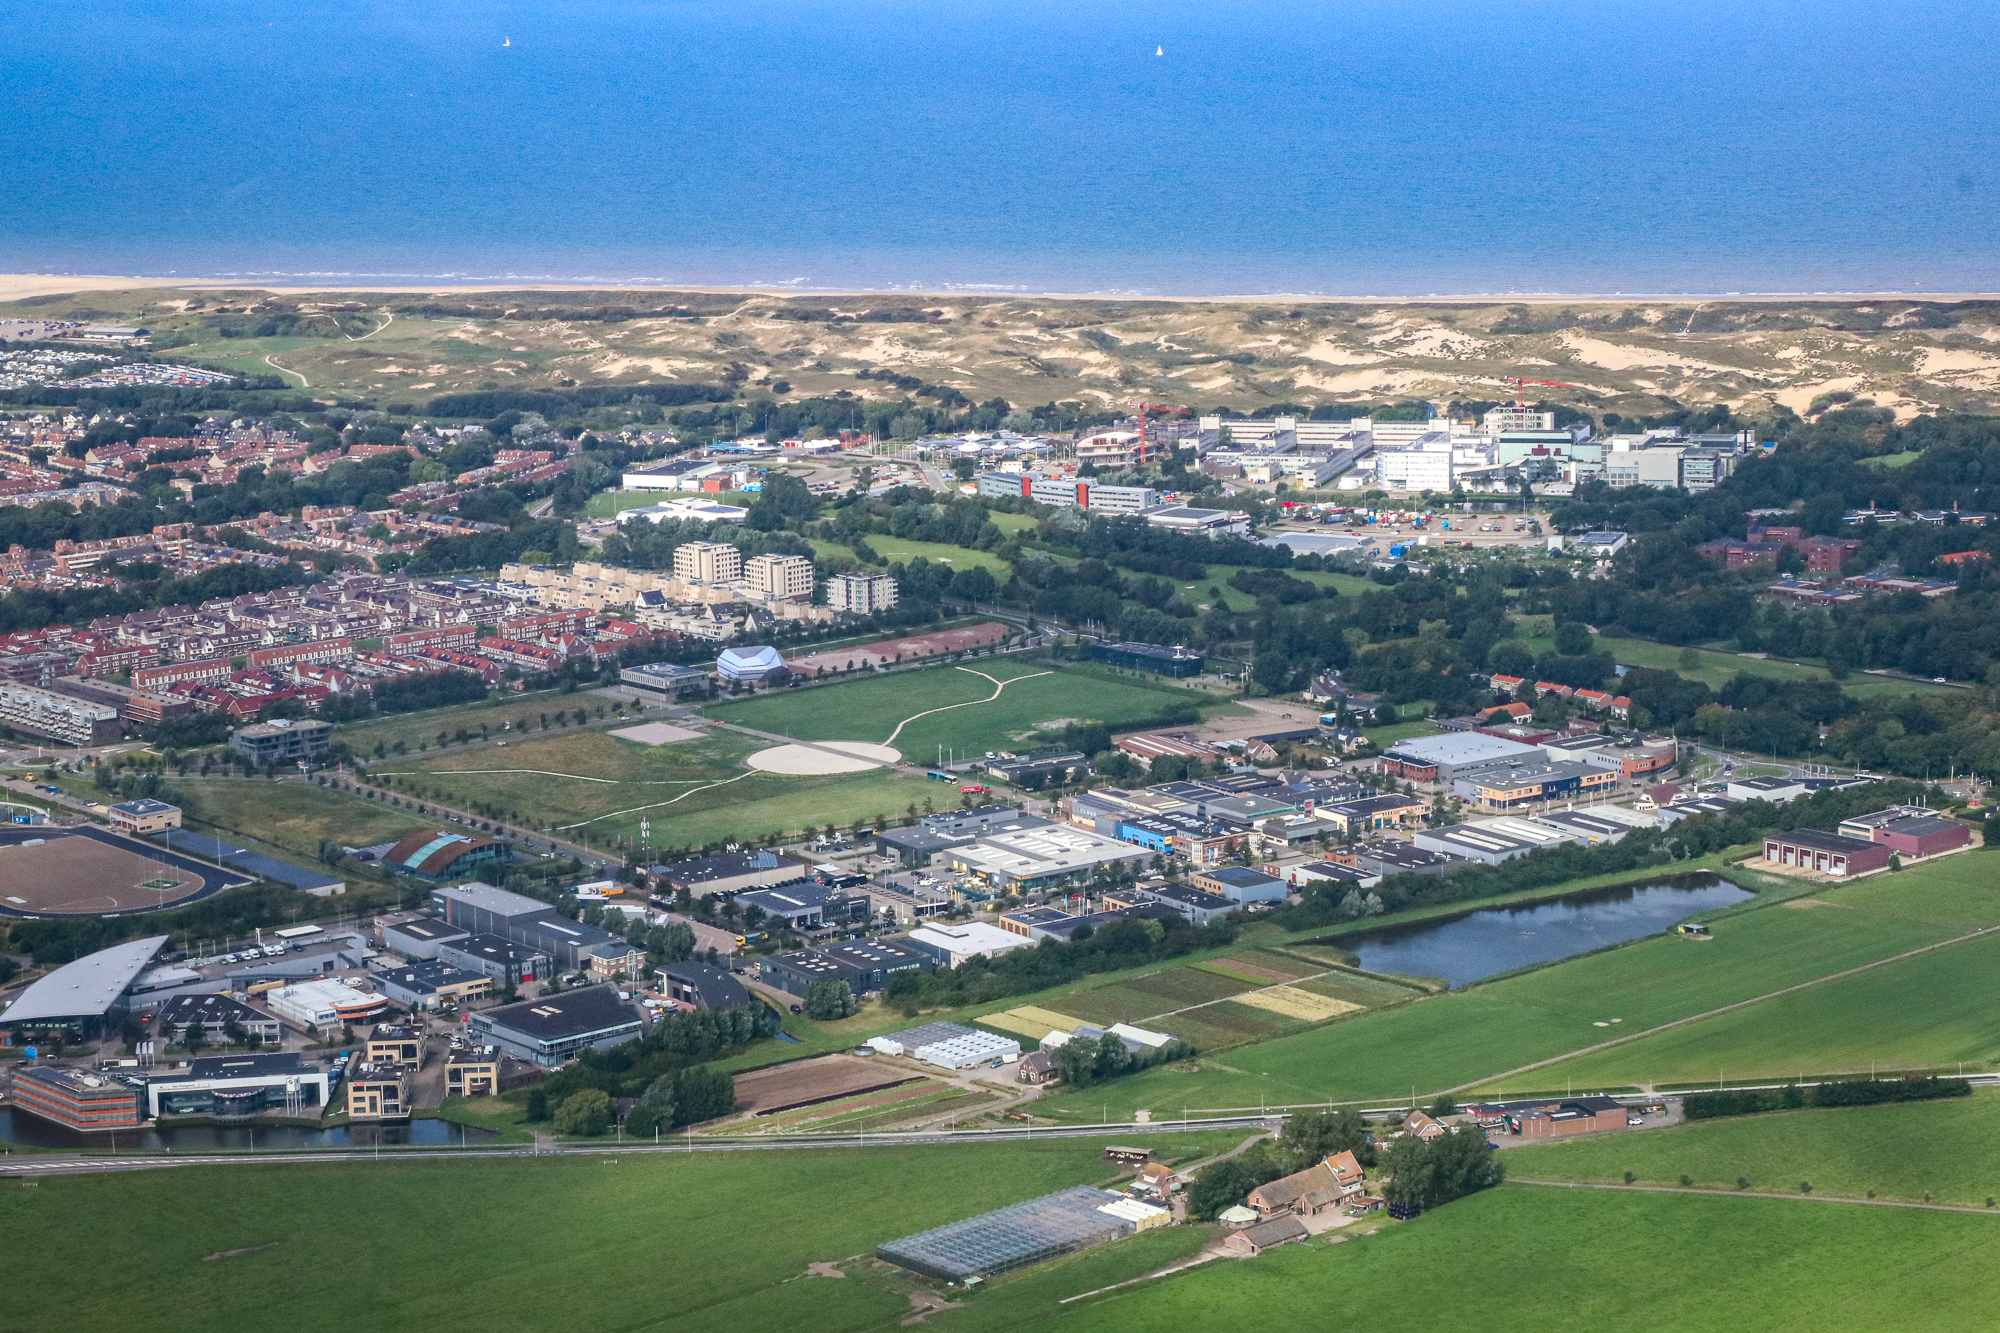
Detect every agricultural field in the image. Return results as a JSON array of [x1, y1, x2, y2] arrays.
[[1036, 854, 1997, 1120], [181, 779, 433, 862], [396, 726, 937, 849], [0, 1134, 1233, 1333], [1510, 1091, 2000, 1205], [1046, 1186, 2000, 1333], [706, 659, 1238, 761]]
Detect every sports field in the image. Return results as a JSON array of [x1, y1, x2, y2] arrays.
[[1034, 853, 1998, 1119], [400, 727, 937, 847], [1510, 1091, 2000, 1205], [707, 660, 1241, 761], [1049, 1186, 2000, 1333], [0, 1134, 1231, 1333], [0, 827, 243, 916]]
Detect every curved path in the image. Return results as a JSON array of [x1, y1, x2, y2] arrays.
[[555, 768, 762, 831], [882, 667, 1053, 746], [263, 352, 307, 387]]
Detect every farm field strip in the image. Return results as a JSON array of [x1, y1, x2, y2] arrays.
[[1230, 986, 1361, 1022]]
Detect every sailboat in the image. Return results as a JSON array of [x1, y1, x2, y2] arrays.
[[1155, 44, 1163, 56], [503, 36, 511, 46]]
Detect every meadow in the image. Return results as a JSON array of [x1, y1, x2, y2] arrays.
[[0, 1133, 1232, 1333], [1046, 1186, 2000, 1333], [1517, 627, 1958, 701], [1509, 1091, 2000, 1205], [1034, 853, 1995, 1119], [400, 728, 939, 847], [811, 534, 1015, 576], [182, 779, 434, 861], [705, 659, 1237, 760], [335, 686, 598, 756]]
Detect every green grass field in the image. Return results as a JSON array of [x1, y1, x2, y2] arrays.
[[180, 779, 434, 861], [705, 660, 1237, 759], [0, 1134, 1232, 1333], [337, 688, 596, 756], [810, 535, 1014, 576], [1510, 1091, 2000, 1204], [399, 727, 939, 847], [1047, 1186, 2000, 1333], [1033, 853, 1997, 1119], [1519, 629, 1958, 701], [585, 490, 676, 517]]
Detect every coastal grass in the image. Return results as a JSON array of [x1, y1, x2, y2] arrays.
[[0, 1134, 1232, 1333], [1509, 1090, 2000, 1205], [1046, 1186, 2000, 1333]]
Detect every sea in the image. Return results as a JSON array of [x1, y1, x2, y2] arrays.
[[4, 0, 1998, 296]]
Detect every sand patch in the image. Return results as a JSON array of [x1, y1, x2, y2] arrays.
[[610, 722, 704, 745], [746, 741, 901, 774]]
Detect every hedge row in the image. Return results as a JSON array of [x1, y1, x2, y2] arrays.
[[1683, 1077, 1972, 1121]]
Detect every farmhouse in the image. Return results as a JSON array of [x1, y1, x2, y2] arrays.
[[1220, 1215, 1309, 1256]]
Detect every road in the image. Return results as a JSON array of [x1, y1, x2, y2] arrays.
[[0, 1115, 1287, 1178]]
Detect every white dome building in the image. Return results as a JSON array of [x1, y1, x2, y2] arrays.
[[716, 645, 788, 685]]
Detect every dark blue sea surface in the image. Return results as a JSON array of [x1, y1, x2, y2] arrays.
[[4, 0, 1998, 294]]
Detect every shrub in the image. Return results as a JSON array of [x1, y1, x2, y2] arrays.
[[553, 1088, 612, 1136]]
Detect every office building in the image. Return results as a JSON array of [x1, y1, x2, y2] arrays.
[[438, 933, 549, 987], [1088, 640, 1204, 677], [619, 660, 715, 700], [106, 797, 182, 834], [10, 1065, 141, 1131], [145, 1052, 333, 1119], [469, 985, 642, 1066]]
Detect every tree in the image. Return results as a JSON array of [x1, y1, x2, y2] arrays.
[[182, 1020, 206, 1054], [553, 1088, 612, 1136], [1382, 1126, 1503, 1212], [1185, 1159, 1260, 1219], [629, 1074, 678, 1135], [803, 978, 858, 1020], [1049, 1038, 1099, 1088], [1554, 621, 1593, 656], [1280, 1107, 1375, 1167], [670, 1064, 738, 1125]]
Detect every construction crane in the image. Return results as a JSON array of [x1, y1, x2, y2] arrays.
[[1502, 377, 1583, 408], [1126, 401, 1193, 461]]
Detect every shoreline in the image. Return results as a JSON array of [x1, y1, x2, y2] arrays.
[[5, 273, 2000, 307]]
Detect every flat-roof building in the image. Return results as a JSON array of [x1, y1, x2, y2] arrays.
[[145, 1052, 332, 1119], [382, 918, 472, 960], [1379, 732, 1544, 782], [1189, 866, 1287, 905], [619, 661, 715, 701], [905, 921, 1036, 968], [438, 933, 549, 987], [267, 978, 392, 1030], [1088, 640, 1204, 678], [229, 717, 334, 765], [649, 849, 804, 898], [758, 938, 933, 997], [469, 985, 642, 1066], [945, 824, 1149, 895], [1136, 882, 1237, 925], [106, 798, 182, 834], [153, 992, 281, 1047], [372, 960, 493, 1010], [1763, 828, 1891, 877], [10, 1065, 141, 1132], [659, 959, 751, 1011], [736, 879, 869, 930]]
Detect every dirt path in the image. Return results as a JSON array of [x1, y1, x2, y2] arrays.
[[881, 666, 1053, 747]]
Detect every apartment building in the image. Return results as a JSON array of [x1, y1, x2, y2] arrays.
[[825, 572, 900, 614], [745, 553, 814, 599], [673, 541, 743, 585]]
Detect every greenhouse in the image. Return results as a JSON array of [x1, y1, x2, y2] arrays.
[[876, 1187, 1142, 1284]]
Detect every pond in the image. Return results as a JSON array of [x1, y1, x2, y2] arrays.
[[0, 1110, 497, 1152], [1347, 874, 1753, 989]]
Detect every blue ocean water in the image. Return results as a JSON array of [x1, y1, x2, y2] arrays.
[[4, 0, 1998, 295]]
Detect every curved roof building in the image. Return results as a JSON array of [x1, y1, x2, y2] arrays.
[[384, 829, 509, 882], [0, 934, 168, 1036], [716, 645, 788, 684]]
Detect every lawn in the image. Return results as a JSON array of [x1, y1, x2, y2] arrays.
[[400, 728, 940, 848], [1518, 629, 1958, 701], [180, 779, 433, 861], [1509, 1091, 2000, 1205], [1033, 854, 1989, 1119], [1046, 1186, 2000, 1333], [809, 535, 1014, 576], [585, 490, 675, 517], [705, 660, 1233, 759], [338, 687, 604, 757], [1193, 563, 1376, 612], [0, 1134, 1233, 1333]]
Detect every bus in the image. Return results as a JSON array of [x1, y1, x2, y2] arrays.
[[273, 925, 324, 940], [927, 769, 953, 781]]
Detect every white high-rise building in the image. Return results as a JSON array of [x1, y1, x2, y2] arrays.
[[825, 573, 900, 614], [673, 540, 743, 585], [744, 553, 814, 599]]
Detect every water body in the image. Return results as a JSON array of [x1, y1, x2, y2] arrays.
[[4, 0, 1998, 294], [0, 1109, 496, 1151], [1348, 875, 1751, 989]]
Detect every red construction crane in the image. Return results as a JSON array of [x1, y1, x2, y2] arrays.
[[1127, 401, 1193, 460], [1502, 377, 1583, 408]]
